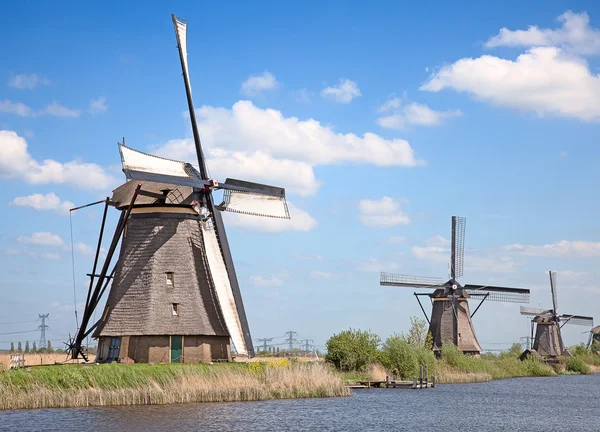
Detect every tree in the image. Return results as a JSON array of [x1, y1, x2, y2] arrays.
[[32, 341, 37, 353], [508, 342, 523, 357], [17, 342, 22, 353], [10, 342, 14, 353], [401, 317, 430, 348], [47, 340, 53, 353], [325, 328, 381, 371], [25, 341, 30, 354]]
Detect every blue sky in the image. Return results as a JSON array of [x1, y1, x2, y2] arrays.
[[1, 1, 599, 352]]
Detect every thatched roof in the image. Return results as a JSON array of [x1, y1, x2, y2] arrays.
[[111, 180, 194, 209], [94, 213, 228, 338], [592, 325, 600, 335]]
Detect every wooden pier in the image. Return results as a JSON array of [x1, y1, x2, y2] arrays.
[[351, 365, 436, 390]]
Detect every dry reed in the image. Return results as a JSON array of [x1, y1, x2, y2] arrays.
[[0, 360, 350, 411]]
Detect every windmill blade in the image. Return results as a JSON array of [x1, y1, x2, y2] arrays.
[[380, 272, 444, 289], [559, 314, 594, 327], [464, 284, 530, 303], [520, 306, 552, 317], [549, 271, 558, 315], [451, 216, 466, 279], [217, 179, 290, 219], [119, 143, 202, 182]]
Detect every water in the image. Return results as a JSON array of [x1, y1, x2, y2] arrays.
[[3, 374, 600, 431]]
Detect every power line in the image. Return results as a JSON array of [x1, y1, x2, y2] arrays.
[[0, 320, 38, 325]]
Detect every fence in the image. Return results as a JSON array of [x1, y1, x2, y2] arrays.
[[9, 354, 25, 370]]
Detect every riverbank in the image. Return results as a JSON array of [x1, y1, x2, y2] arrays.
[[0, 360, 350, 410]]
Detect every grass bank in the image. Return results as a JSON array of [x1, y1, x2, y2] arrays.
[[0, 360, 350, 410]]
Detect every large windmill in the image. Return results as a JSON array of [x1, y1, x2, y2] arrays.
[[520, 271, 593, 358], [380, 216, 530, 354], [67, 15, 290, 363]]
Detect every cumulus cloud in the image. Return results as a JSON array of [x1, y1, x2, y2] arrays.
[[17, 232, 64, 246], [384, 235, 407, 244], [241, 71, 279, 96], [359, 196, 410, 227], [504, 240, 600, 257], [422, 47, 600, 121], [249, 275, 284, 287], [321, 79, 361, 103], [8, 74, 50, 89], [10, 192, 74, 215], [412, 235, 449, 263], [485, 11, 600, 55], [89, 97, 108, 115], [224, 202, 317, 232], [377, 100, 462, 129], [0, 130, 117, 190], [154, 101, 423, 195], [422, 12, 600, 122]]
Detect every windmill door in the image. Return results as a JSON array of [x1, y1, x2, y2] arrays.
[[107, 337, 121, 361], [171, 336, 183, 363]]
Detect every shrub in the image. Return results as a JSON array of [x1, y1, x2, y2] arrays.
[[380, 334, 436, 379], [325, 329, 380, 371], [566, 357, 591, 374]]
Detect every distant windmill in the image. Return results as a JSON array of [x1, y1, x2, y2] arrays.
[[380, 216, 531, 354], [67, 14, 290, 363], [520, 271, 593, 358], [586, 326, 600, 350]]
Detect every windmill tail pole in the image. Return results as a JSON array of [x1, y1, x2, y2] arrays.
[[72, 184, 142, 360]]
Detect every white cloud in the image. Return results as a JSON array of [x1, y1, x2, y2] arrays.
[[377, 101, 462, 129], [71, 242, 95, 256], [359, 258, 399, 273], [310, 270, 342, 280], [8, 74, 50, 89], [466, 255, 516, 273], [0, 130, 117, 191], [0, 100, 80, 118], [321, 79, 361, 103], [10, 192, 74, 215], [422, 47, 600, 122], [504, 240, 600, 257], [241, 71, 279, 96], [358, 196, 410, 227], [0, 100, 33, 116], [224, 202, 317, 232], [249, 275, 284, 287], [378, 96, 402, 112], [485, 11, 600, 56], [154, 101, 423, 195], [3, 248, 36, 257], [89, 97, 108, 115], [17, 232, 64, 246], [412, 235, 449, 263], [296, 254, 324, 261], [42, 252, 61, 261], [42, 101, 80, 118]]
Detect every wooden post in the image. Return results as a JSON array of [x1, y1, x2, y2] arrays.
[[425, 365, 428, 388], [432, 375, 436, 387], [419, 365, 423, 388], [413, 377, 417, 389]]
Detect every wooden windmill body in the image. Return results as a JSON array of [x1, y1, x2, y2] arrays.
[[381, 217, 531, 355], [521, 272, 593, 359], [68, 16, 290, 363]]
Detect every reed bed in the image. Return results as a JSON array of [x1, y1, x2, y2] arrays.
[[0, 360, 350, 410]]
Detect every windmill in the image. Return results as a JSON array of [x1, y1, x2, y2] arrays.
[[520, 271, 593, 358], [380, 216, 530, 354], [586, 326, 600, 350], [67, 15, 290, 363]]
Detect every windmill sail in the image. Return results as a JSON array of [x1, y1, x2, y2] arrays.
[[451, 216, 466, 279], [172, 16, 192, 97]]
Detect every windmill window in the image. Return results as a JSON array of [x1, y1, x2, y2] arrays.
[[172, 303, 179, 316], [166, 272, 174, 286]]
